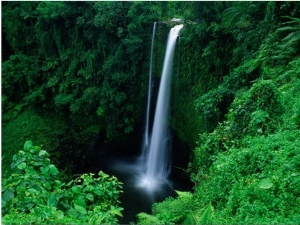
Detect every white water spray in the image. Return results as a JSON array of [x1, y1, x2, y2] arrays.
[[138, 24, 183, 191]]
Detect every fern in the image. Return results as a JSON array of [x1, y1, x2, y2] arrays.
[[175, 190, 193, 200], [136, 212, 163, 225], [257, 16, 300, 67], [198, 203, 215, 224], [184, 203, 215, 225], [135, 192, 195, 225]]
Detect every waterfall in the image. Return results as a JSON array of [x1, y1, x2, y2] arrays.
[[145, 22, 157, 147], [139, 22, 157, 171], [138, 24, 183, 191]]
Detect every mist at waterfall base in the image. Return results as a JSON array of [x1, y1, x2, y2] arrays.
[[108, 24, 187, 223]]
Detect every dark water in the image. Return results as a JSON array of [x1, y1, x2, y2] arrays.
[[75, 131, 193, 224], [106, 156, 192, 224], [107, 160, 175, 224]]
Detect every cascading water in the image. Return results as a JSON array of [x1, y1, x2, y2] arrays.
[[139, 22, 157, 171], [108, 23, 184, 223], [138, 24, 183, 191]]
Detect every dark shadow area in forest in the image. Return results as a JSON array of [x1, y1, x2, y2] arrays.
[[71, 127, 193, 223]]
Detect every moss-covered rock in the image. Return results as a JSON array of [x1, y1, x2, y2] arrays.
[[2, 107, 68, 178]]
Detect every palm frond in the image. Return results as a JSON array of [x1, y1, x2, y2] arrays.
[[276, 16, 300, 49], [222, 2, 257, 32]]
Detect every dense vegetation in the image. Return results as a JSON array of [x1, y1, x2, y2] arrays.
[[2, 1, 300, 224], [2, 141, 123, 224]]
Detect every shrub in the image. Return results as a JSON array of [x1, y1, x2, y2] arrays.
[[136, 191, 215, 225], [193, 130, 300, 224], [227, 79, 284, 137], [2, 141, 123, 224]]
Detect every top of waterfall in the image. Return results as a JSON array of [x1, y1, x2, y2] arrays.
[[174, 24, 184, 29], [172, 24, 184, 35], [159, 18, 184, 27], [171, 18, 183, 22]]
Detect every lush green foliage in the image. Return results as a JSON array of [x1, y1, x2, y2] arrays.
[[227, 79, 284, 137], [191, 130, 300, 224], [141, 58, 300, 224], [2, 108, 69, 179], [2, 141, 123, 224], [2, 2, 300, 224], [2, 1, 154, 145], [222, 2, 259, 32], [136, 191, 215, 224], [135, 2, 300, 224], [188, 7, 300, 222]]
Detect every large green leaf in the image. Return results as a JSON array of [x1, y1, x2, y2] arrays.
[[24, 140, 33, 150], [43, 182, 51, 190], [74, 204, 87, 215], [94, 189, 103, 196], [258, 178, 273, 189], [175, 191, 193, 199], [17, 162, 26, 170], [2, 190, 15, 202], [109, 206, 123, 217], [49, 164, 59, 176], [71, 185, 81, 194], [74, 198, 87, 215], [38, 150, 49, 157], [85, 193, 94, 202], [68, 208, 78, 218], [48, 193, 58, 207]]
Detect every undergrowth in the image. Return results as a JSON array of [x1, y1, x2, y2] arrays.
[[2, 141, 124, 224], [136, 41, 300, 225], [2, 108, 69, 179]]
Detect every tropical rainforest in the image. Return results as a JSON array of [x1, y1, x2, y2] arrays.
[[2, 1, 300, 224]]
